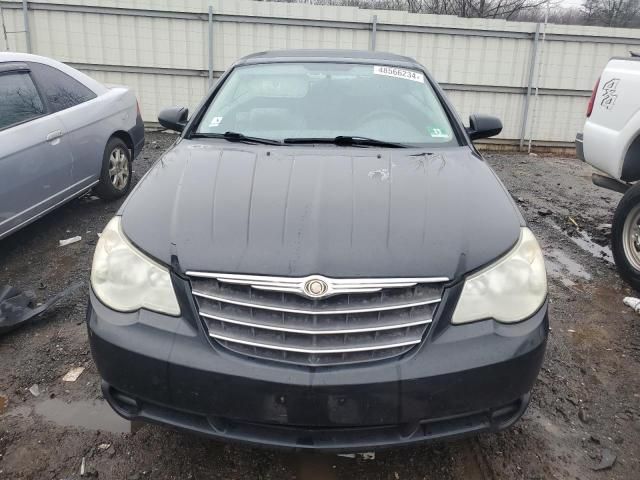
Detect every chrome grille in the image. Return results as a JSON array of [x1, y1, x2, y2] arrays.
[[187, 272, 447, 366]]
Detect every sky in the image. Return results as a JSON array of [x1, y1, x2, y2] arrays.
[[558, 0, 584, 8]]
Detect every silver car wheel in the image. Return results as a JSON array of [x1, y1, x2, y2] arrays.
[[622, 203, 640, 271], [108, 147, 130, 191]]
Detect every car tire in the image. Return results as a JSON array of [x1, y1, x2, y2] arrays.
[[94, 137, 133, 201], [612, 183, 640, 291]]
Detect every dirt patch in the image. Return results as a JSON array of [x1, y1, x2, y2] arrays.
[[1, 136, 639, 479]]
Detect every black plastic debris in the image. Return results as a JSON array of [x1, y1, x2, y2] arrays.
[[0, 283, 82, 335]]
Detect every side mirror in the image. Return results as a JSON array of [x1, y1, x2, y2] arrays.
[[158, 106, 189, 132], [467, 114, 502, 141]]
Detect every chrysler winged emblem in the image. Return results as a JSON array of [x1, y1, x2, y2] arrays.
[[303, 278, 329, 298]]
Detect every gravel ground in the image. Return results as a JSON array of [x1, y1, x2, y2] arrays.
[[0, 132, 639, 480]]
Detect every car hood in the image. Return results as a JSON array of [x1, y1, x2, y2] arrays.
[[120, 140, 522, 280]]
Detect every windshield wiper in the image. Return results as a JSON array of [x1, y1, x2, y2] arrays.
[[283, 136, 407, 148], [191, 131, 283, 146]]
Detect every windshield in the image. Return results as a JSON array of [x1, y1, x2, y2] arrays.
[[195, 62, 457, 146]]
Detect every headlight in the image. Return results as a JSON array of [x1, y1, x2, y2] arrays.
[[452, 227, 546, 324], [91, 216, 180, 316]]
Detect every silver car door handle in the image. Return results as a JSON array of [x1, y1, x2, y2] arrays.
[[46, 130, 63, 142]]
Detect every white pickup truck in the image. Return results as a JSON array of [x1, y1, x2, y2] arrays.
[[577, 52, 640, 289]]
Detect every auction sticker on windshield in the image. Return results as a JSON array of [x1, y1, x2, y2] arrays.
[[374, 65, 424, 83]]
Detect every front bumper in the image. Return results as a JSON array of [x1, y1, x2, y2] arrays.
[[87, 284, 548, 451]]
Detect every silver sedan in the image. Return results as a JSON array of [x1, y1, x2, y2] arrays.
[[0, 52, 144, 239]]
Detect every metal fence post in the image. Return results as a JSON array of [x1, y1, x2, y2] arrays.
[[528, 15, 549, 154], [208, 5, 214, 88], [519, 23, 540, 151], [370, 15, 377, 51], [0, 5, 10, 51], [22, 0, 31, 53]]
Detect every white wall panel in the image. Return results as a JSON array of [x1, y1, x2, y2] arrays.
[[527, 95, 590, 142], [0, 7, 25, 51], [538, 39, 635, 91], [81, 69, 208, 120]]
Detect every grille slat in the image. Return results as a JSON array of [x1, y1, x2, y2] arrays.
[[199, 311, 432, 334], [208, 333, 422, 354], [188, 274, 446, 366]]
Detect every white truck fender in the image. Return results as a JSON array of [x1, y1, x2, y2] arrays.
[[582, 57, 640, 180]]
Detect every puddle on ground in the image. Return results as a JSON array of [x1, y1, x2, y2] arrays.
[[568, 282, 624, 313], [285, 453, 339, 480], [550, 222, 614, 264], [545, 248, 592, 286], [34, 398, 131, 433], [296, 454, 338, 480], [545, 247, 624, 309], [569, 229, 614, 264]]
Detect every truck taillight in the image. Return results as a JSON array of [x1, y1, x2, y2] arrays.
[[587, 78, 600, 117]]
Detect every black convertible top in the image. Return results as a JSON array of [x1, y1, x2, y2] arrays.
[[236, 49, 421, 68]]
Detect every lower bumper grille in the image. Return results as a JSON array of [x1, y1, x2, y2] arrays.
[[187, 272, 446, 366]]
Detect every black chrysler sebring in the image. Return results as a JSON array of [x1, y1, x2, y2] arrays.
[[87, 50, 548, 451]]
